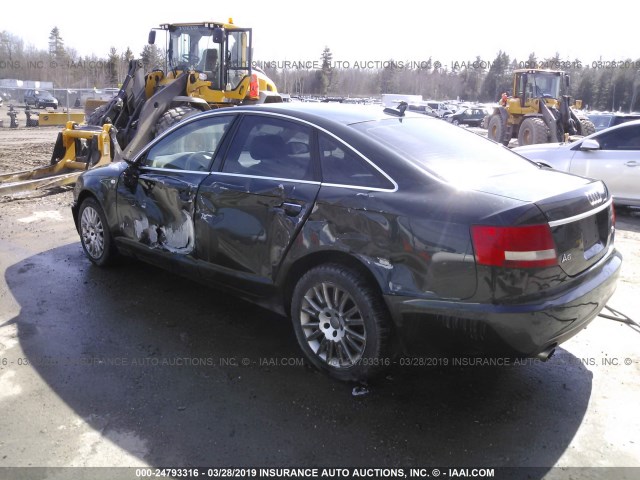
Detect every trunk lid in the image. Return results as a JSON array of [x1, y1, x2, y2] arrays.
[[469, 169, 615, 276]]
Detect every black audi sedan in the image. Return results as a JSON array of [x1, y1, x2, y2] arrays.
[[71, 103, 621, 381]]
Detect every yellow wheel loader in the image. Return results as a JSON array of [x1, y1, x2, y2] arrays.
[[486, 69, 595, 147], [0, 20, 281, 196]]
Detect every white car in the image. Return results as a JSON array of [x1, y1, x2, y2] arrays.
[[514, 120, 640, 207]]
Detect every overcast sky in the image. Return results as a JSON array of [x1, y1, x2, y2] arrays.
[[2, 0, 637, 67]]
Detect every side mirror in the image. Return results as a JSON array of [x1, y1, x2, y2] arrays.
[[148, 30, 156, 45], [213, 27, 225, 44], [580, 139, 600, 151]]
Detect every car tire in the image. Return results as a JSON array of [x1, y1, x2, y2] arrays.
[[35, 100, 40, 109], [452, 119, 459, 126], [518, 117, 549, 146], [78, 197, 116, 267], [155, 106, 199, 136], [487, 114, 509, 146], [291, 264, 391, 382]]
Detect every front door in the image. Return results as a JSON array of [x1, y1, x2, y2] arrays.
[[115, 114, 237, 269], [570, 123, 640, 203]]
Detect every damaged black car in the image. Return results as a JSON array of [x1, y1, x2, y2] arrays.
[[72, 103, 621, 381]]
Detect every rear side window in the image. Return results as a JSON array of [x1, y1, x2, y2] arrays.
[[222, 115, 313, 181], [352, 117, 537, 185], [318, 133, 394, 189]]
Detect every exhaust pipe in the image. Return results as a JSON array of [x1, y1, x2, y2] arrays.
[[536, 344, 557, 361]]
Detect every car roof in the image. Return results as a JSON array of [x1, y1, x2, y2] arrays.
[[225, 102, 428, 127]]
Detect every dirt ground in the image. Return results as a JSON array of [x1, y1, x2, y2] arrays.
[[0, 119, 639, 478], [0, 124, 62, 174]]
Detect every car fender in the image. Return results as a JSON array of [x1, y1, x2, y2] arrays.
[[73, 162, 128, 233]]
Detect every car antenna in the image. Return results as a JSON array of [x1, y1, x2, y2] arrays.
[[384, 101, 408, 117]]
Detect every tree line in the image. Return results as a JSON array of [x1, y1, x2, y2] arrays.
[[263, 48, 640, 112], [0, 27, 163, 90], [1, 28, 639, 112]]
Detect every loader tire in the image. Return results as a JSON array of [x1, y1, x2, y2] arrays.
[[85, 104, 110, 126], [579, 118, 596, 137], [155, 106, 199, 136], [518, 117, 549, 146], [487, 114, 509, 146]]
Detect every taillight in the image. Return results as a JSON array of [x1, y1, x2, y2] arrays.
[[471, 224, 557, 268]]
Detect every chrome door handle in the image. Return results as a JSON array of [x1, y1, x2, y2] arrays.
[[281, 202, 303, 216], [624, 161, 638, 167]]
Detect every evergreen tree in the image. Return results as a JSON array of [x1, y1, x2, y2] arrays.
[[319, 46, 334, 95], [107, 47, 119, 85], [48, 26, 66, 59]]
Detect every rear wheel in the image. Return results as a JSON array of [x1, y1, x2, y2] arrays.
[[155, 106, 199, 136], [579, 118, 596, 136], [487, 114, 509, 145], [291, 264, 391, 382], [78, 197, 115, 267], [518, 117, 550, 146]]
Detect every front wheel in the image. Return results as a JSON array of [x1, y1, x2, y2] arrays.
[[291, 264, 391, 382], [154, 106, 199, 136], [78, 197, 116, 266], [518, 117, 550, 146], [579, 118, 596, 136]]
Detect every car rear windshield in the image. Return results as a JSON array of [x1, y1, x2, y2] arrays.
[[351, 117, 538, 185]]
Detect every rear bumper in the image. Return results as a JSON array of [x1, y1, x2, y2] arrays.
[[384, 249, 622, 357]]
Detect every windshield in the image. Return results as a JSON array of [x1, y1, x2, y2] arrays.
[[168, 26, 251, 91], [351, 117, 538, 185], [529, 73, 562, 98]]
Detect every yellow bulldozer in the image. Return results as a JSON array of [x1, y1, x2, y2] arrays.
[[486, 69, 595, 146], [0, 19, 281, 196]]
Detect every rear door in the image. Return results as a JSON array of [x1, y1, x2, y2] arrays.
[[569, 123, 640, 203], [195, 113, 320, 290]]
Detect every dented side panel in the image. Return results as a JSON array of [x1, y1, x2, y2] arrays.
[[281, 185, 477, 301], [115, 169, 204, 256]]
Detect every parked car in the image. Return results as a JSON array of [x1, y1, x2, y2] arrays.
[[425, 101, 455, 118], [407, 103, 438, 117], [514, 120, 640, 207], [24, 89, 58, 109], [444, 107, 487, 126], [72, 103, 621, 381], [588, 113, 640, 132]]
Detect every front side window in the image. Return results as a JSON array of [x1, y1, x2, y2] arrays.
[[596, 125, 640, 150], [222, 115, 313, 181], [143, 115, 235, 171]]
